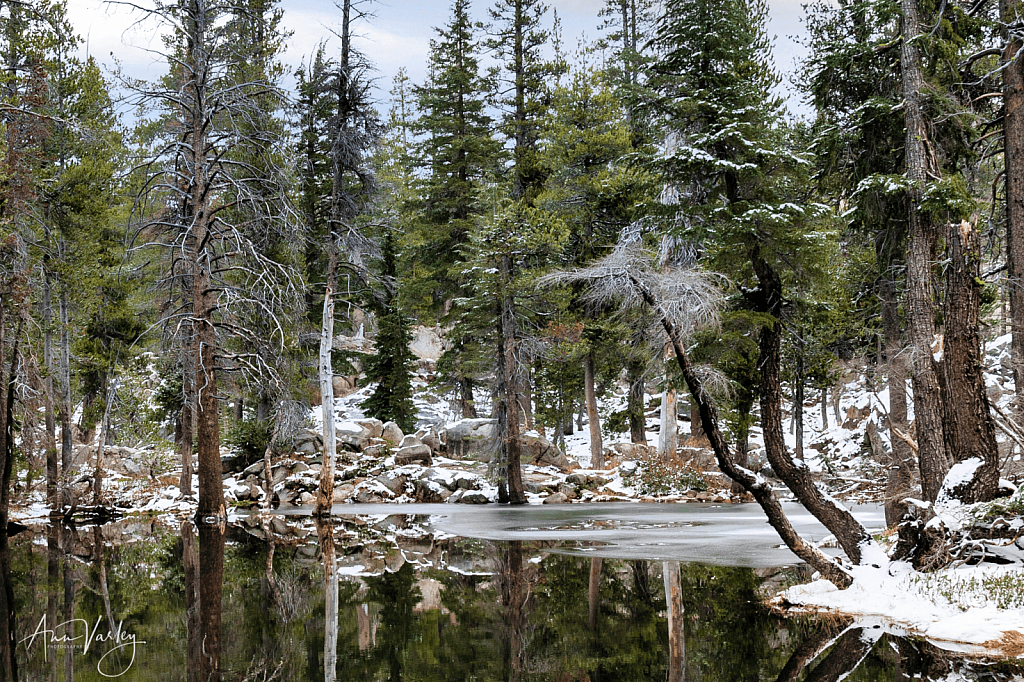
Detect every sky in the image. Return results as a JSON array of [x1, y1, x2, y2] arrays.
[[65, 0, 812, 119]]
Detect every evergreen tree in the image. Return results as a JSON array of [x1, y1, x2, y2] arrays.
[[361, 232, 417, 433]]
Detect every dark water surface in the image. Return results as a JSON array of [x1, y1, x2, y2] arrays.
[[3, 503, 1022, 681]]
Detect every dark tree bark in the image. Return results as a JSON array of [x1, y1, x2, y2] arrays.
[[803, 628, 875, 682], [198, 520, 225, 682], [900, 0, 949, 501], [498, 541, 527, 682], [1003, 0, 1024, 412], [940, 221, 1001, 502], [182, 520, 200, 682], [458, 377, 477, 418], [498, 256, 526, 505], [627, 360, 647, 445], [663, 561, 685, 682], [794, 330, 805, 461], [588, 557, 602, 631]]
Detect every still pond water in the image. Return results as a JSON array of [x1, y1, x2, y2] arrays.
[[5, 502, 1023, 681]]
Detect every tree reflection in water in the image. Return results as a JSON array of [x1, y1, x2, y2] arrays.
[[0, 520, 1021, 681]]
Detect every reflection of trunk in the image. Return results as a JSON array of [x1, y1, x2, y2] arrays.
[[773, 622, 841, 682], [0, 533, 15, 682], [584, 355, 603, 468], [658, 388, 677, 459], [61, 524, 74, 682], [802, 628, 875, 682], [47, 524, 59, 682], [663, 561, 684, 682], [93, 526, 117, 636], [182, 520, 201, 682], [499, 541, 527, 682], [357, 604, 373, 651], [198, 521, 225, 682], [627, 361, 647, 445], [588, 557, 602, 631], [316, 519, 338, 682]]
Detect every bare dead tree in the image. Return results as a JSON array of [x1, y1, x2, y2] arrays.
[[542, 241, 871, 588], [122, 0, 302, 524]]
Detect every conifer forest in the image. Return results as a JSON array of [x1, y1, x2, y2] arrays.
[[6, 0, 1024, 678]]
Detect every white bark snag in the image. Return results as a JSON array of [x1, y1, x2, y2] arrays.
[[584, 355, 603, 468], [315, 239, 339, 517], [663, 561, 685, 682], [92, 377, 116, 506], [658, 388, 678, 459]]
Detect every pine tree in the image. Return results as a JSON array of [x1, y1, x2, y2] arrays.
[[361, 232, 417, 433]]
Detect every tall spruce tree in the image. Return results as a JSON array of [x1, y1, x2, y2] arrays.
[[361, 231, 417, 432], [637, 0, 876, 569]]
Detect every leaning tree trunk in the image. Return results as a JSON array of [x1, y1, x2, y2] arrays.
[[939, 220, 1001, 503], [1003, 0, 1024, 413], [900, 0, 949, 501], [584, 354, 603, 468], [627, 272, 856, 588]]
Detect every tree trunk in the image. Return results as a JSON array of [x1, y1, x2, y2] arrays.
[[179, 371, 194, 498], [663, 561, 685, 682], [315, 238, 339, 517], [43, 269, 58, 509], [690, 398, 703, 440], [1003, 0, 1024, 413], [627, 271, 856, 588], [458, 377, 477, 418], [795, 331, 805, 461], [749, 249, 874, 566], [821, 386, 828, 431], [940, 220, 1000, 503], [92, 376, 116, 506], [499, 256, 526, 505], [658, 387, 677, 459], [58, 282, 72, 477], [627, 360, 647, 445], [900, 0, 949, 501], [584, 354, 603, 468]]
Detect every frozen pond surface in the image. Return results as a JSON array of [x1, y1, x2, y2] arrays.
[[278, 501, 887, 566]]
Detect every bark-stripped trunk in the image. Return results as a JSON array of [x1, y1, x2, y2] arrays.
[[940, 221, 1000, 502], [627, 360, 647, 445], [900, 0, 949, 501], [92, 377, 116, 506], [315, 238, 339, 517], [663, 561, 685, 682], [658, 387, 677, 459], [584, 354, 603, 468], [1003, 0, 1024, 412]]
